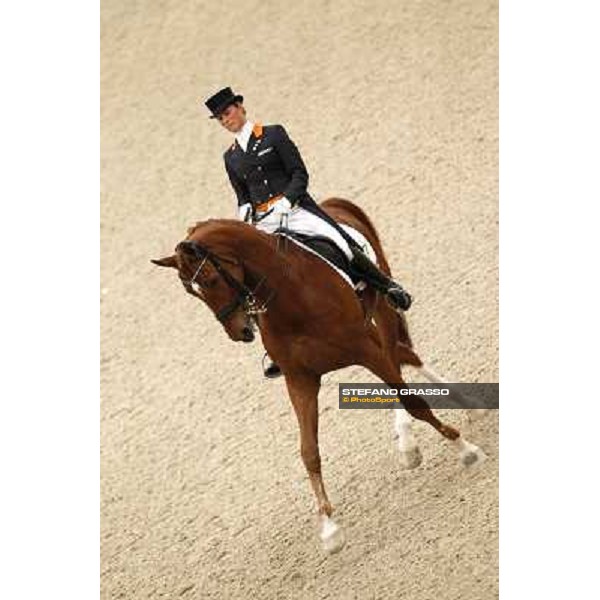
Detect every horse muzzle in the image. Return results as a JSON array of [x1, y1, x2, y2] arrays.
[[240, 324, 255, 343]]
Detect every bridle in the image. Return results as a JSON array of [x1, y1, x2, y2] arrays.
[[176, 240, 274, 323]]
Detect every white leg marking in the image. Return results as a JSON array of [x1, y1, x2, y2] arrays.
[[418, 363, 451, 384], [467, 408, 490, 422], [319, 514, 345, 554], [452, 437, 487, 467], [394, 409, 423, 469]]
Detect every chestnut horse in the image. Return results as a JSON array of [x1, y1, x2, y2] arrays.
[[152, 198, 486, 553]]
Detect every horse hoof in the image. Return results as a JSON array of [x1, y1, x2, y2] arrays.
[[460, 446, 487, 467], [319, 516, 346, 555], [467, 408, 489, 422], [398, 446, 423, 469], [453, 437, 487, 467]]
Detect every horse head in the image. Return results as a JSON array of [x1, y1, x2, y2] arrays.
[[152, 226, 256, 343]]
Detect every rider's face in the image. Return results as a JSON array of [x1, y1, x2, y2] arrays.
[[217, 103, 247, 133]]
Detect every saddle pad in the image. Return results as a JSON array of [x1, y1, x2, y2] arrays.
[[274, 225, 378, 290]]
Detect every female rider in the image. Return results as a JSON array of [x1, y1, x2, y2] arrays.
[[204, 87, 412, 378]]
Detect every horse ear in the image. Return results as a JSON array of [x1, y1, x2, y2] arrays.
[[151, 255, 178, 269]]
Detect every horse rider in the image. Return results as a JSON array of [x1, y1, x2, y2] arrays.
[[204, 87, 412, 378]]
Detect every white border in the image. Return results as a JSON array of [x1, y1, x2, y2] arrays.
[[1, 1, 599, 598], [501, 2, 600, 598], [0, 2, 99, 598]]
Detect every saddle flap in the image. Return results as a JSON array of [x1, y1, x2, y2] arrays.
[[274, 229, 364, 287]]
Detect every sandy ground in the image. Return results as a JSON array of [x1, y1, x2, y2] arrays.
[[101, 0, 498, 598]]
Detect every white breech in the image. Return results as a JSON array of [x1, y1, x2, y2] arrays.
[[254, 205, 354, 261]]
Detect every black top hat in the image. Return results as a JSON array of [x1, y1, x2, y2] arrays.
[[204, 87, 244, 118]]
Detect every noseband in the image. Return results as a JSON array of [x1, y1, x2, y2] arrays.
[[176, 240, 271, 323]]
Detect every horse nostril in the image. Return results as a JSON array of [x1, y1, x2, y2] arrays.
[[241, 326, 254, 342]]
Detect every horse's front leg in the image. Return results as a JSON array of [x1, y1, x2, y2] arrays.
[[285, 370, 346, 554]]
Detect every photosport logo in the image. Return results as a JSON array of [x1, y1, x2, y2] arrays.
[[338, 383, 499, 409]]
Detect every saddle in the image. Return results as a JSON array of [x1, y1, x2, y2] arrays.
[[274, 228, 364, 287]]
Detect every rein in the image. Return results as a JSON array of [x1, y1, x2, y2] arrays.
[[176, 240, 274, 323]]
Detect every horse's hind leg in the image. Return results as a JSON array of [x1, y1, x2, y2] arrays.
[[390, 342, 427, 467], [284, 370, 345, 554], [372, 308, 422, 468], [401, 393, 487, 466], [394, 407, 422, 469], [364, 353, 486, 467], [418, 362, 489, 422]]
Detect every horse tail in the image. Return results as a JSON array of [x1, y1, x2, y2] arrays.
[[320, 196, 394, 277]]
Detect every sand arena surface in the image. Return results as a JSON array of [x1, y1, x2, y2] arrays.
[[101, 0, 498, 597]]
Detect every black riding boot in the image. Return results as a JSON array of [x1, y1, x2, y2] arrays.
[[349, 246, 412, 311]]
